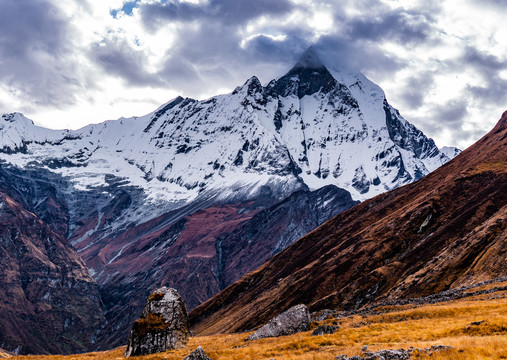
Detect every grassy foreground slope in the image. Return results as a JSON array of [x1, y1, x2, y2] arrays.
[[11, 282, 507, 360]]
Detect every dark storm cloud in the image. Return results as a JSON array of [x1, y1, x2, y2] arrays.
[[90, 38, 162, 87], [312, 34, 407, 78], [347, 10, 433, 44], [92, 0, 448, 96], [459, 47, 507, 106], [92, 0, 313, 94], [399, 72, 436, 109], [435, 99, 469, 127], [462, 47, 505, 74], [86, 0, 311, 96], [158, 55, 206, 93], [0, 0, 84, 108], [139, 0, 295, 32], [467, 78, 507, 106], [314, 2, 442, 75], [414, 98, 478, 148]]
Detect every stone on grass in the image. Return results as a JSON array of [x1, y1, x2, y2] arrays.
[[312, 325, 339, 336], [247, 304, 310, 341], [335, 345, 451, 360], [311, 309, 338, 322], [183, 346, 212, 360]]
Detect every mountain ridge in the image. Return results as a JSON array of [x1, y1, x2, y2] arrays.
[[189, 110, 506, 336], [0, 52, 461, 352]]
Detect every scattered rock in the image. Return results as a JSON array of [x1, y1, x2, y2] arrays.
[[335, 345, 452, 359], [312, 325, 339, 336], [363, 349, 410, 359], [247, 304, 310, 340], [336, 349, 410, 360], [125, 287, 191, 357], [183, 346, 212, 360], [332, 277, 507, 320], [311, 309, 338, 321], [424, 345, 452, 352], [470, 320, 484, 326], [417, 345, 452, 356]]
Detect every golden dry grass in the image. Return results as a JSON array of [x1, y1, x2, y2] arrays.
[[466, 159, 507, 175], [0, 350, 12, 359], [12, 289, 507, 360]]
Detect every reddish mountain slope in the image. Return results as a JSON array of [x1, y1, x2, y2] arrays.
[[85, 186, 356, 349], [190, 111, 507, 335], [0, 190, 105, 354]]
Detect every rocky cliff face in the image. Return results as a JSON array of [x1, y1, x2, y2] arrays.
[[189, 111, 507, 336], [0, 183, 105, 354]]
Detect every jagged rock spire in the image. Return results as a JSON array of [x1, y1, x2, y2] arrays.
[[273, 47, 336, 98]]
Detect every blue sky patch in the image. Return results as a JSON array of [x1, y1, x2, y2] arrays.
[[110, 1, 140, 18]]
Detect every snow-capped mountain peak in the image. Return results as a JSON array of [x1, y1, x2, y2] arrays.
[[0, 57, 457, 242], [440, 146, 462, 159], [293, 46, 327, 70]]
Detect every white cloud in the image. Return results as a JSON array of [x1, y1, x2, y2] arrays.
[[0, 0, 505, 150]]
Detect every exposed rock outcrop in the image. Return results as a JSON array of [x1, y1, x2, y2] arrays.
[[335, 345, 452, 359], [336, 348, 410, 360], [311, 309, 338, 321], [312, 325, 339, 336], [247, 304, 310, 340], [125, 287, 190, 357], [183, 346, 213, 360]]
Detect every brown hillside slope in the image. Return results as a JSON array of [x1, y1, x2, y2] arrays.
[[0, 191, 105, 354], [190, 111, 507, 335]]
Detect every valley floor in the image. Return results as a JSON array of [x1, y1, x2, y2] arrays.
[[9, 281, 507, 360]]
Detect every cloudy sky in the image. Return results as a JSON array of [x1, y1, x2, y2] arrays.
[[0, 0, 505, 149]]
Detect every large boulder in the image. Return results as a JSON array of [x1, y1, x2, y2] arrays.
[[125, 287, 190, 357], [247, 304, 310, 340]]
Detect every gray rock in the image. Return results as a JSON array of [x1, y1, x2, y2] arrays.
[[335, 346, 452, 360], [335, 349, 410, 360], [363, 349, 410, 360], [470, 320, 484, 326], [247, 304, 310, 340], [426, 345, 452, 351], [311, 309, 338, 321], [183, 346, 212, 360], [125, 287, 190, 357], [312, 325, 339, 336]]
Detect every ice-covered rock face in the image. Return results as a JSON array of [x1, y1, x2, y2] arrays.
[[0, 52, 456, 243]]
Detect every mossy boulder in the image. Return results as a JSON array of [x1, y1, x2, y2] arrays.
[[125, 287, 190, 357]]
